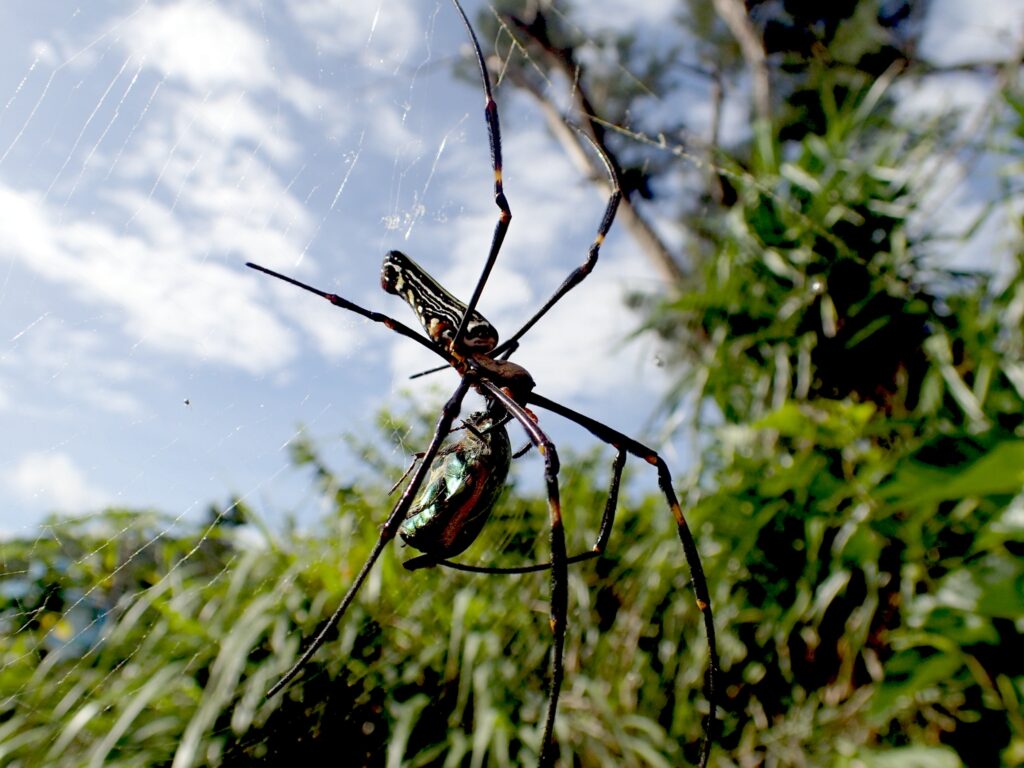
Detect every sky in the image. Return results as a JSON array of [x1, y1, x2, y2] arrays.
[[0, 0, 1020, 536]]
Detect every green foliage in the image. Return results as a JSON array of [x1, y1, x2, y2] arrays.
[[637, 44, 1024, 768], [241, 428, 724, 767], [648, 71, 948, 425], [0, 505, 284, 767], [697, 395, 1024, 766], [0, 434, 719, 766]]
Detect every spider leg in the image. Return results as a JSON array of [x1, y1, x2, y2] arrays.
[[388, 452, 425, 496], [479, 381, 567, 768], [491, 129, 622, 359], [413, 9, 621, 371], [266, 379, 472, 698], [389, 412, 497, 496], [526, 391, 718, 768], [449, 0, 512, 353], [512, 440, 534, 459], [409, 128, 622, 372], [246, 262, 452, 365]]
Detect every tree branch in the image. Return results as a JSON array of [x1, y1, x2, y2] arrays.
[[711, 0, 771, 124], [496, 6, 688, 282]]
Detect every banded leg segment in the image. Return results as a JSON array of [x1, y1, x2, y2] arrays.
[[526, 391, 718, 768], [246, 262, 451, 365], [449, 0, 512, 354], [492, 131, 623, 359], [480, 380, 567, 768]]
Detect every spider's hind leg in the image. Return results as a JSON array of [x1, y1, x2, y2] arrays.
[[478, 382, 568, 768], [526, 391, 719, 768]]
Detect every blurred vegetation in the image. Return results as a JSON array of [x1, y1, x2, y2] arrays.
[[0, 423, 720, 767], [3, 1, 1024, 767]]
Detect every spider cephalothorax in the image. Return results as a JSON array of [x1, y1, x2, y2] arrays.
[[247, 1, 718, 765]]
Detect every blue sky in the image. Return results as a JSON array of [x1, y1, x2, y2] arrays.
[[0, 0, 1019, 535]]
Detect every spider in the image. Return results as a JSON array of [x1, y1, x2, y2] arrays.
[[247, 1, 718, 764]]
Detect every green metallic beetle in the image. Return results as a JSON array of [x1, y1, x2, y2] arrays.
[[399, 410, 511, 563]]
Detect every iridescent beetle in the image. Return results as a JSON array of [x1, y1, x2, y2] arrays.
[[398, 408, 511, 568], [246, 1, 719, 765]]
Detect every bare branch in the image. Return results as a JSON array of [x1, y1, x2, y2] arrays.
[[711, 0, 771, 124], [495, 6, 688, 282]]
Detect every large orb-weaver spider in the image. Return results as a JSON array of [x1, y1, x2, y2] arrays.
[[247, 1, 718, 764]]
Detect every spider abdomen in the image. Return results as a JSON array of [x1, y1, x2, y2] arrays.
[[381, 250, 499, 353], [400, 412, 511, 558]]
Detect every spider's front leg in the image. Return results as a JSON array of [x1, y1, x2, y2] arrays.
[[246, 261, 451, 363], [492, 128, 622, 359], [448, 0, 512, 353]]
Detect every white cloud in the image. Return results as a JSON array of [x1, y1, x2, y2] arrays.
[[278, 73, 351, 127], [510, 269, 667, 402], [364, 99, 425, 159], [0, 0, 375, 381], [0, 183, 304, 374], [894, 71, 992, 121], [116, 2, 347, 131], [29, 40, 59, 68], [438, 121, 602, 314], [575, 0, 679, 29], [185, 92, 301, 166], [909, 153, 1014, 273], [920, 0, 1023, 67], [5, 451, 110, 513], [5, 318, 147, 416], [288, 0, 420, 67], [256, 267, 367, 361], [0, 0, 403, 393], [121, 0, 275, 90]]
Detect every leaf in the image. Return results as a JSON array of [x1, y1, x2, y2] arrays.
[[881, 440, 1024, 505], [853, 744, 963, 768], [935, 555, 1024, 620]]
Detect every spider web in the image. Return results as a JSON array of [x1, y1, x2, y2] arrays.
[[1, 0, 1018, 764], [0, 1, 682, 764]]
